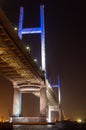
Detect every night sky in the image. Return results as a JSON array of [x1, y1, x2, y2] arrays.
[[0, 0, 86, 120]]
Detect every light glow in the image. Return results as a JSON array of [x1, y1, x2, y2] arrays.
[[77, 118, 82, 123], [34, 58, 37, 62], [26, 46, 30, 52], [14, 27, 18, 31]]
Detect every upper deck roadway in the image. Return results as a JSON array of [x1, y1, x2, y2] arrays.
[[0, 8, 59, 122]]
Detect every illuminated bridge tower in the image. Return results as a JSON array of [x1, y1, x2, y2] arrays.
[[18, 5, 46, 74], [12, 5, 47, 121]]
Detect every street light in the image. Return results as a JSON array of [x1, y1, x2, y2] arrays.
[[26, 46, 30, 52], [14, 27, 18, 31]]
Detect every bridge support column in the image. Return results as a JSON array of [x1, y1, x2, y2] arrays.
[[58, 106, 63, 121], [48, 106, 60, 122], [13, 88, 22, 117], [40, 86, 47, 121]]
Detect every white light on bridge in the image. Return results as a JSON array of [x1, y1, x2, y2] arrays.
[[34, 59, 37, 62], [14, 27, 18, 31], [26, 46, 30, 52]]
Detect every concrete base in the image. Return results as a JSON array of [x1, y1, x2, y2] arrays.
[[11, 116, 47, 123]]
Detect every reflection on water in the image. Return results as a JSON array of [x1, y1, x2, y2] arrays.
[[13, 122, 86, 130], [13, 124, 53, 130]]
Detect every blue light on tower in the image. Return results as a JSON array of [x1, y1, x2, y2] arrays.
[[18, 5, 46, 76]]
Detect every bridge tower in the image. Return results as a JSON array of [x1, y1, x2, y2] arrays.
[[18, 5, 46, 75], [12, 4, 61, 122], [12, 5, 47, 122], [49, 76, 63, 122]]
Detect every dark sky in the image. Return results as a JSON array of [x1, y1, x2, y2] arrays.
[[0, 0, 86, 120]]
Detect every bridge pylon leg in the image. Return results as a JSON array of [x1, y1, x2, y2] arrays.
[[40, 86, 47, 122], [12, 88, 22, 117]]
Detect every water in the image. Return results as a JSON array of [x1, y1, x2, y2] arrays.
[[13, 124, 54, 130], [13, 122, 86, 130]]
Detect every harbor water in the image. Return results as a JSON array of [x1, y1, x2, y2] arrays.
[[13, 124, 54, 130], [13, 121, 86, 130]]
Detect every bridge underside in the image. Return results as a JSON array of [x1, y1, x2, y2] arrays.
[[0, 8, 44, 86]]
